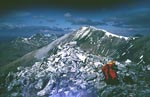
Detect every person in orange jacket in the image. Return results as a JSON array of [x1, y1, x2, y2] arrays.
[[102, 60, 119, 85]]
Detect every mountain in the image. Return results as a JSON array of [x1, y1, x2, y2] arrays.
[[0, 33, 61, 66], [0, 25, 69, 39], [23, 26, 149, 64], [72, 26, 150, 65], [0, 26, 150, 97]]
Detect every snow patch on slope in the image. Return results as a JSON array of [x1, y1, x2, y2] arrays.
[[35, 33, 72, 59], [74, 26, 93, 40], [74, 26, 129, 40], [125, 59, 132, 63], [92, 26, 129, 40]]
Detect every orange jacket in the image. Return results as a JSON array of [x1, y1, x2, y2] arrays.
[[102, 63, 117, 80]]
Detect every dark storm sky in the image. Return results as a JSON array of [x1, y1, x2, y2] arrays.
[[0, 0, 150, 36]]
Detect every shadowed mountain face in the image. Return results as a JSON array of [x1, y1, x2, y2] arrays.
[[0, 26, 150, 97]]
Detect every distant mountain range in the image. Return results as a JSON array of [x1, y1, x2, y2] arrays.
[[0, 25, 70, 41], [0, 33, 62, 66]]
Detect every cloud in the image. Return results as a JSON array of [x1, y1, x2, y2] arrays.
[[102, 10, 150, 36], [48, 26, 73, 32], [47, 19, 56, 22], [103, 11, 150, 29], [32, 15, 46, 19], [49, 26, 65, 32], [64, 12, 72, 17], [0, 23, 71, 32], [64, 12, 106, 26], [32, 15, 56, 23], [0, 23, 26, 29]]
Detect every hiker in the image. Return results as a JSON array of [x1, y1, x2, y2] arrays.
[[102, 60, 119, 85]]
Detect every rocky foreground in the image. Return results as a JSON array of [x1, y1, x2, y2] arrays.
[[6, 41, 150, 97]]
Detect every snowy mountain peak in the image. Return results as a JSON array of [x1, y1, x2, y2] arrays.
[[74, 26, 129, 40], [74, 26, 95, 40], [102, 29, 129, 40]]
